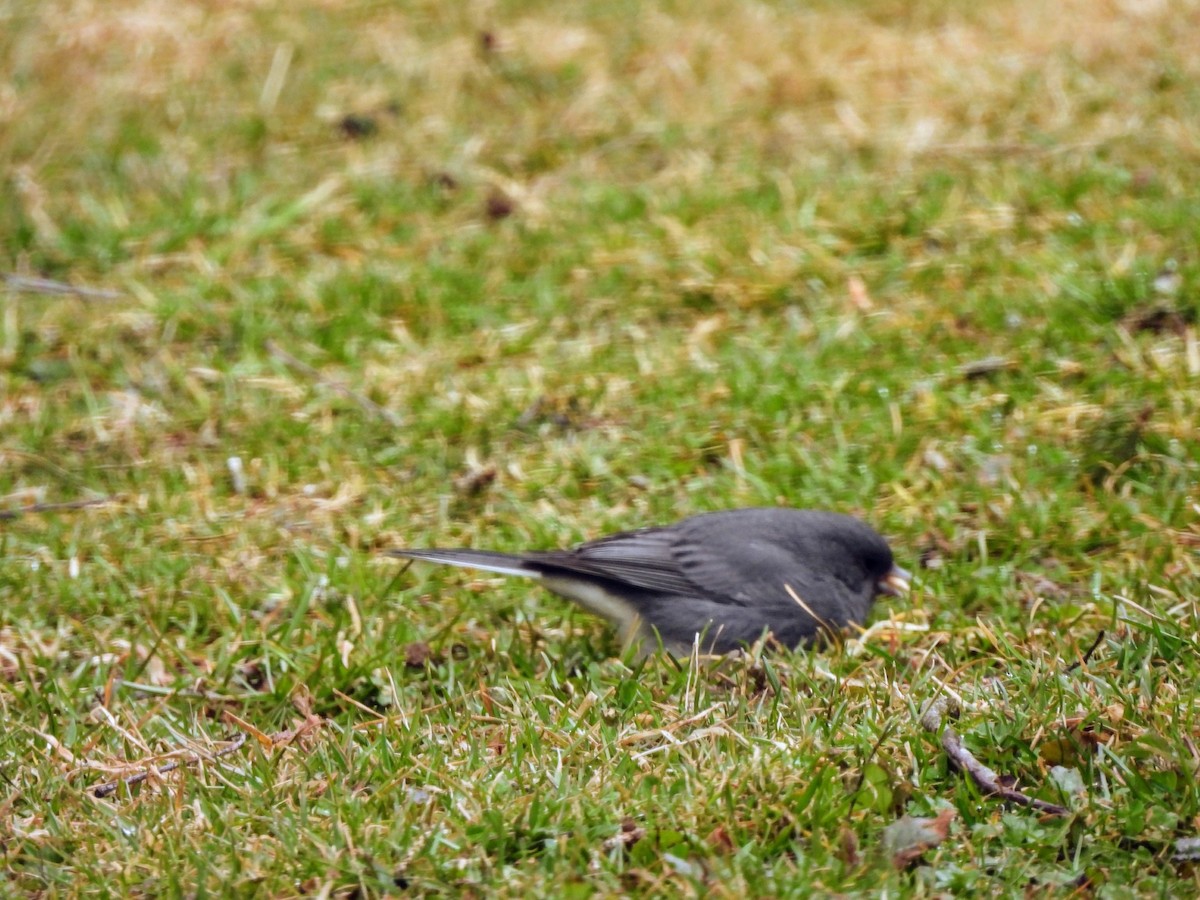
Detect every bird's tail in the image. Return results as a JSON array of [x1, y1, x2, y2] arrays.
[[385, 548, 538, 579]]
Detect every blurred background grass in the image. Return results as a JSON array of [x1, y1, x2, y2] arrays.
[[2, 0, 1198, 894]]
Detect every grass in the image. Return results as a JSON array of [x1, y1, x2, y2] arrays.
[[2, 0, 1199, 894]]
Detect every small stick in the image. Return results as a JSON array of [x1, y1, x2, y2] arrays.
[[265, 339, 403, 427], [3, 274, 123, 299], [0, 496, 114, 521], [112, 680, 247, 703], [1065, 630, 1106, 673], [921, 697, 1070, 817], [91, 732, 248, 799]]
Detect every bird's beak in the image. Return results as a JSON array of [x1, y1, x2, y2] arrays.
[[878, 564, 912, 597]]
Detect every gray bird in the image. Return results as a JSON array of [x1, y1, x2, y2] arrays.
[[387, 508, 910, 655]]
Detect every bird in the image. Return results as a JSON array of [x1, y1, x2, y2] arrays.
[[386, 508, 910, 655]]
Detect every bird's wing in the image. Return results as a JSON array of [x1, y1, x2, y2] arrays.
[[672, 512, 859, 609], [674, 535, 825, 604], [523, 527, 699, 594], [527, 520, 823, 607]]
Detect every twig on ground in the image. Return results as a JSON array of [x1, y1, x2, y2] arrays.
[[265, 339, 403, 427], [112, 680, 250, 703], [91, 733, 248, 799], [4, 274, 123, 299], [1065, 630, 1106, 673], [921, 697, 1070, 817], [89, 715, 324, 799], [0, 496, 115, 521]]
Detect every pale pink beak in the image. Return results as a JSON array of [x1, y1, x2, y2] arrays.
[[878, 564, 912, 597]]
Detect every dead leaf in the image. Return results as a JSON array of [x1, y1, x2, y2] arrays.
[[847, 274, 873, 312], [1124, 304, 1192, 336], [479, 30, 501, 54], [1048, 766, 1085, 802], [884, 808, 956, 868], [958, 356, 1014, 380], [603, 817, 646, 852], [338, 113, 377, 140], [292, 685, 314, 717], [404, 642, 438, 668], [707, 825, 735, 854], [839, 826, 861, 866], [485, 189, 515, 220], [453, 464, 497, 496]]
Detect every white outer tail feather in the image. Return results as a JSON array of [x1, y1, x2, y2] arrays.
[[392, 551, 639, 632], [391, 550, 541, 580]]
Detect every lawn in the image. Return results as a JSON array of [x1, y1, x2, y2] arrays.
[[2, 0, 1199, 895]]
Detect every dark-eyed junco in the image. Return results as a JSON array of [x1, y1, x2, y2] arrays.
[[387, 508, 909, 654]]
